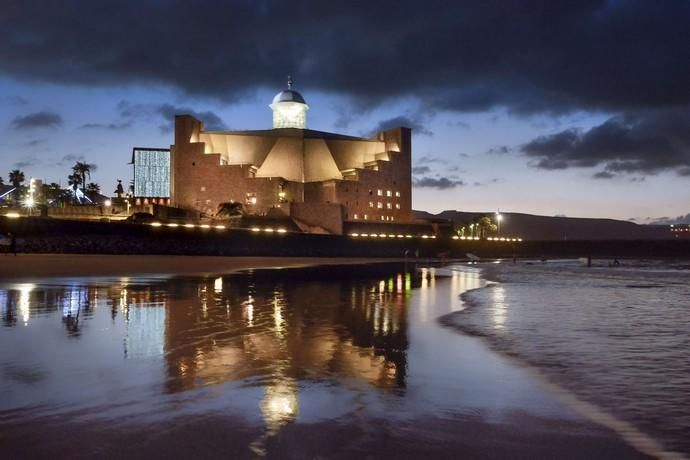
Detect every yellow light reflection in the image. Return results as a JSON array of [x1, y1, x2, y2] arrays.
[[18, 283, 34, 325], [214, 277, 223, 293]]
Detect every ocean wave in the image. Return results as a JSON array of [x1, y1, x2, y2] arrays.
[[441, 260, 690, 458]]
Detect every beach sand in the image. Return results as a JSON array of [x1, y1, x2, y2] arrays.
[[0, 253, 401, 279]]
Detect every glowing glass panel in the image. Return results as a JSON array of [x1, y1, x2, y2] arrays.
[[133, 148, 170, 198]]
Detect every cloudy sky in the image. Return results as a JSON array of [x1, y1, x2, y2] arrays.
[[1, 0, 689, 223]]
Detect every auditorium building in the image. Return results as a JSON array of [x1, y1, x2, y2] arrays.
[[137, 79, 414, 235]]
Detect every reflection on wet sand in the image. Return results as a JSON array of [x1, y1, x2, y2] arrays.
[[0, 269, 416, 444]]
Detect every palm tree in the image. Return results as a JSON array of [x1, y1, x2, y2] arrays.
[[217, 201, 244, 218], [8, 169, 25, 188], [477, 216, 498, 238], [72, 162, 96, 190], [85, 182, 101, 200]]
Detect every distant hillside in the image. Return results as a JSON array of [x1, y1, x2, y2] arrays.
[[413, 210, 670, 241]]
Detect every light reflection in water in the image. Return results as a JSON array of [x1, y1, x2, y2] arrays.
[[18, 283, 34, 326], [492, 285, 507, 329], [0, 268, 420, 445]]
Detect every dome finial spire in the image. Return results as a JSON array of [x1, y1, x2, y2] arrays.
[[287, 75, 293, 89]]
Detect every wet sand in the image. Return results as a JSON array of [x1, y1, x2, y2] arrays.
[[0, 262, 654, 459], [0, 253, 400, 279]]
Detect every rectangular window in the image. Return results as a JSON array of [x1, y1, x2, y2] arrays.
[[386, 202, 392, 209], [377, 202, 383, 209], [386, 190, 392, 197], [369, 201, 374, 208], [353, 213, 359, 220], [395, 203, 401, 209], [364, 214, 368, 220], [381, 216, 385, 221], [377, 189, 383, 196], [391, 216, 395, 221], [395, 191, 400, 197]]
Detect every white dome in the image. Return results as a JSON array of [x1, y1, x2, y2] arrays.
[[272, 89, 306, 105]]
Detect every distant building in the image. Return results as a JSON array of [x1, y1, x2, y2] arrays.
[[168, 79, 412, 234], [131, 147, 171, 206], [670, 224, 690, 238]]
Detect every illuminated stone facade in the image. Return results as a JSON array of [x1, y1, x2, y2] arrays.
[[170, 86, 412, 233]]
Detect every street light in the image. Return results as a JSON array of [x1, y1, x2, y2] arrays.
[[495, 211, 503, 235]]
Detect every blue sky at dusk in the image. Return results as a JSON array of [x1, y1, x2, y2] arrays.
[[1, 1, 689, 223]]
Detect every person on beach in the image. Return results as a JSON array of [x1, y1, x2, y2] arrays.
[[9, 232, 17, 256]]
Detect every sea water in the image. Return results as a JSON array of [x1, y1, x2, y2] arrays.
[[455, 259, 690, 456]]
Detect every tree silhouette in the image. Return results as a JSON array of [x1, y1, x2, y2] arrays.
[[8, 169, 25, 188], [217, 201, 244, 218], [85, 182, 101, 199], [71, 162, 96, 190]]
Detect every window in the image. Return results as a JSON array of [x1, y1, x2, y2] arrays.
[[391, 216, 395, 221], [386, 190, 392, 197], [377, 202, 383, 209], [377, 189, 383, 196], [381, 216, 385, 221], [395, 191, 400, 197], [353, 213, 359, 220], [395, 203, 401, 209], [200, 186, 206, 192], [364, 214, 368, 220], [369, 201, 374, 208], [246, 193, 257, 205], [386, 202, 392, 209]]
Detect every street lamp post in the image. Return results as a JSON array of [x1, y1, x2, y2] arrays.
[[495, 211, 503, 236]]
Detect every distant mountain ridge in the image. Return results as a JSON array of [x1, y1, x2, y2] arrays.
[[413, 210, 671, 241]]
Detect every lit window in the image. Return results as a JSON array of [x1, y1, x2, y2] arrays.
[[246, 193, 257, 205], [353, 213, 359, 220], [395, 191, 400, 197], [364, 214, 368, 220], [381, 216, 385, 221], [386, 202, 392, 209], [369, 201, 374, 208], [377, 202, 383, 209], [395, 203, 400, 209], [200, 186, 206, 192], [377, 189, 383, 196], [391, 216, 395, 221], [386, 190, 392, 197]]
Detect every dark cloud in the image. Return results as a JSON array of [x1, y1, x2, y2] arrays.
[[413, 176, 464, 189], [593, 171, 615, 179], [487, 146, 511, 155], [80, 121, 132, 130], [57, 154, 85, 166], [24, 138, 47, 147], [11, 111, 62, 129], [412, 165, 431, 175], [3, 1, 688, 114], [473, 178, 503, 186], [367, 116, 432, 137], [117, 101, 227, 132], [14, 157, 39, 169], [521, 108, 690, 176], [0, 95, 28, 105], [646, 214, 690, 225], [416, 155, 444, 164]]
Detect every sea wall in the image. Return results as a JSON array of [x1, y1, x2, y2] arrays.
[[1, 216, 689, 259]]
